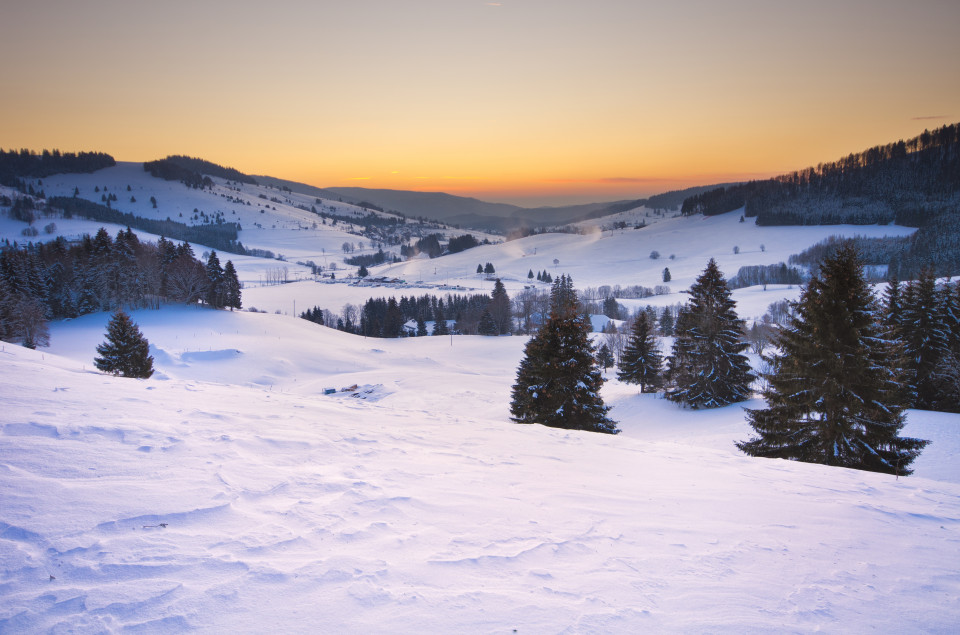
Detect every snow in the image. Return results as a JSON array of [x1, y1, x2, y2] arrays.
[[2, 169, 958, 632], [2, 307, 959, 632]]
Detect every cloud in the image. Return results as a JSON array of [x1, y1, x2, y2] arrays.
[[486, 2, 502, 6], [911, 115, 948, 121]]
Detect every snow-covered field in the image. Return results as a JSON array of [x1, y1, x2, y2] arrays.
[[1, 306, 958, 633], [3, 167, 959, 632]]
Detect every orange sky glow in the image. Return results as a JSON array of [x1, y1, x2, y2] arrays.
[[2, 0, 958, 206]]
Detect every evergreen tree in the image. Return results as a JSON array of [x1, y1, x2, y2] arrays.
[[510, 275, 617, 434], [597, 343, 614, 373], [477, 309, 498, 335], [617, 311, 663, 392], [223, 260, 242, 310], [358, 264, 369, 278], [662, 267, 671, 283], [205, 250, 225, 308], [477, 264, 483, 275], [666, 259, 752, 408], [882, 273, 902, 328], [433, 301, 449, 335], [382, 297, 404, 337], [659, 306, 674, 336], [933, 281, 960, 411], [94, 309, 154, 378], [900, 269, 949, 409], [484, 262, 495, 275], [738, 244, 927, 475], [602, 297, 620, 320], [416, 316, 428, 337], [528, 269, 534, 280], [488, 278, 512, 335]]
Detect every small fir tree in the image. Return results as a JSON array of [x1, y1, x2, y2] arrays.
[[659, 306, 675, 336], [617, 311, 663, 392], [666, 258, 752, 408], [94, 309, 154, 378], [510, 275, 617, 434], [738, 244, 927, 475], [597, 343, 615, 374], [662, 267, 671, 283]]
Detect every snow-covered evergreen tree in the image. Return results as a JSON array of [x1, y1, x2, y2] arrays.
[[738, 244, 927, 475], [510, 275, 617, 434], [94, 309, 154, 378], [617, 311, 663, 392], [666, 259, 752, 408], [597, 343, 614, 373], [900, 269, 950, 409]]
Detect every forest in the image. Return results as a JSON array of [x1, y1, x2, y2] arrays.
[[0, 149, 116, 187], [143, 155, 258, 187], [0, 229, 240, 348], [48, 196, 244, 254]]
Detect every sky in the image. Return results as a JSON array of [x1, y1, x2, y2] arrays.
[[1, 0, 958, 207]]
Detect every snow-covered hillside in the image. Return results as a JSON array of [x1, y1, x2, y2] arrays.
[[3, 164, 958, 632], [2, 308, 959, 632]]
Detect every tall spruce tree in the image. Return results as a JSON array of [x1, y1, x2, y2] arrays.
[[510, 275, 617, 434], [666, 259, 752, 408], [205, 250, 224, 308], [900, 269, 950, 409], [94, 309, 154, 378], [933, 281, 960, 411], [738, 244, 927, 475], [488, 278, 512, 335], [223, 260, 242, 311], [617, 311, 663, 392]]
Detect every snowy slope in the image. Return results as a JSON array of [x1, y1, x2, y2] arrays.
[[2, 309, 959, 633], [4, 164, 958, 632]]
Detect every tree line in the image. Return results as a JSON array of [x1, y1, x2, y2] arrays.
[[143, 155, 257, 187], [681, 123, 960, 226], [300, 280, 513, 337], [0, 149, 116, 187], [0, 229, 240, 348]]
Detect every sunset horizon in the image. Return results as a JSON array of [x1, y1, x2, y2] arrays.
[[2, 1, 957, 207]]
